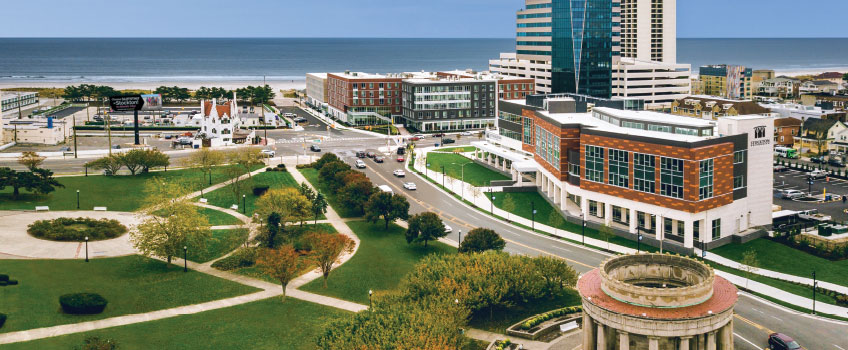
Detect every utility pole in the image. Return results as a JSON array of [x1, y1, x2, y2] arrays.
[[106, 112, 112, 156], [262, 76, 267, 145], [72, 114, 78, 158]]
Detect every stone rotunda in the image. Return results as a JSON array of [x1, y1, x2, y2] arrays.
[[577, 253, 737, 350]]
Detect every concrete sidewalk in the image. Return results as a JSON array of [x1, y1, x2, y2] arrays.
[[705, 252, 848, 296]]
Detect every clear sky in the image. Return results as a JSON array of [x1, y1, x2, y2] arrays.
[[1, 0, 845, 38]]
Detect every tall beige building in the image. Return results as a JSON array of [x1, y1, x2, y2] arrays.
[[619, 0, 677, 64]]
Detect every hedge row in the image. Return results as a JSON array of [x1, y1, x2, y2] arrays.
[[27, 217, 128, 242], [59, 293, 108, 314], [519, 305, 582, 330]]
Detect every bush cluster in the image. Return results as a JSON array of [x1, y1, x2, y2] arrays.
[[211, 247, 258, 271], [494, 339, 512, 350], [519, 306, 582, 330], [59, 293, 108, 314], [0, 274, 19, 286], [28, 217, 128, 242], [0, 313, 6, 329], [253, 185, 270, 196], [769, 236, 848, 261], [265, 164, 287, 173]]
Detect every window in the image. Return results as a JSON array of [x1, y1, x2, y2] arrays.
[[733, 150, 746, 164], [734, 175, 746, 190], [585, 145, 605, 183], [589, 200, 599, 217], [699, 159, 714, 200], [633, 153, 655, 193], [711, 219, 721, 240], [569, 163, 581, 177], [523, 117, 533, 145], [664, 218, 673, 236], [660, 157, 684, 199], [608, 149, 629, 188], [694, 220, 700, 242]]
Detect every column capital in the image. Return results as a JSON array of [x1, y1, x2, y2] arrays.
[[679, 336, 693, 340], [617, 330, 629, 335]]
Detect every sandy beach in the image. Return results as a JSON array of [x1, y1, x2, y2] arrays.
[[0, 79, 307, 92]]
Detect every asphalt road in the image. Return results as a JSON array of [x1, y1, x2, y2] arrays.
[[774, 167, 848, 221], [2, 121, 847, 348]]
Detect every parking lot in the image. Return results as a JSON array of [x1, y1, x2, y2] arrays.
[[774, 167, 848, 222]]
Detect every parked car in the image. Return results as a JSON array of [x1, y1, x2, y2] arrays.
[[164, 134, 173, 140], [374, 156, 385, 163], [260, 149, 276, 158], [396, 156, 405, 162], [355, 159, 366, 169], [807, 169, 830, 179], [59, 146, 71, 152], [112, 145, 121, 149], [810, 156, 825, 163], [444, 225, 452, 233], [768, 333, 804, 350], [798, 209, 832, 222], [293, 117, 307, 123], [403, 182, 417, 190], [442, 138, 456, 144], [828, 157, 845, 167], [432, 133, 445, 137], [397, 147, 405, 155], [408, 136, 420, 141], [393, 169, 406, 177], [780, 189, 805, 200], [310, 144, 321, 152], [460, 131, 473, 136], [356, 151, 366, 158], [366, 151, 376, 158], [178, 137, 192, 145], [413, 134, 426, 139], [773, 165, 788, 172]]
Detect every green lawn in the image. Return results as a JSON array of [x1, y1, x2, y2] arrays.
[[203, 170, 299, 216], [0, 165, 256, 212], [188, 228, 249, 263], [299, 220, 456, 304], [0, 256, 259, 333], [299, 167, 359, 218], [434, 146, 477, 153], [1, 298, 350, 350], [707, 262, 840, 306], [425, 152, 510, 187], [711, 238, 848, 287], [491, 191, 659, 253], [197, 207, 242, 226], [468, 289, 582, 334]]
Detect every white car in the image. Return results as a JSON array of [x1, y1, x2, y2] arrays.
[[460, 131, 473, 136], [355, 160, 366, 169], [393, 169, 406, 177], [413, 134, 426, 139], [260, 149, 275, 157], [808, 169, 830, 179], [444, 224, 452, 233], [403, 182, 417, 190]]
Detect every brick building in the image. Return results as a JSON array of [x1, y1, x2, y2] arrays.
[[774, 117, 801, 147], [326, 72, 403, 125], [480, 96, 773, 251]]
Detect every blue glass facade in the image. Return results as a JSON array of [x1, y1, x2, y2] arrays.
[[550, 0, 613, 98]]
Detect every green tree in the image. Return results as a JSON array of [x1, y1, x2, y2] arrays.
[[85, 155, 123, 176], [548, 210, 565, 230], [501, 195, 516, 221], [531, 256, 578, 297], [741, 248, 760, 289], [364, 192, 410, 230], [228, 148, 264, 179], [459, 228, 505, 253], [0, 167, 64, 199], [255, 188, 312, 227], [299, 182, 316, 201], [598, 224, 614, 250], [259, 212, 283, 248], [183, 148, 226, 185], [154, 86, 173, 103], [405, 212, 446, 248], [311, 192, 328, 224], [195, 87, 212, 101], [138, 149, 170, 173]]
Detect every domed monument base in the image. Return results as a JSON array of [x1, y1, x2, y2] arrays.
[[577, 254, 737, 350]]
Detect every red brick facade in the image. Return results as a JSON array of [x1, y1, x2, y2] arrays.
[[498, 79, 535, 100], [326, 74, 403, 114]]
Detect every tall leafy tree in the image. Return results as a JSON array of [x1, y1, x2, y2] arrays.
[[459, 228, 505, 253], [364, 192, 410, 230], [255, 188, 312, 227], [17, 151, 46, 171], [257, 245, 312, 300], [311, 192, 328, 224], [85, 155, 123, 176], [183, 148, 226, 185], [306, 232, 355, 288], [228, 148, 264, 179], [405, 212, 446, 247]]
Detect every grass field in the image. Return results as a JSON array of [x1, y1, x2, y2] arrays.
[[299, 220, 455, 304], [231, 223, 338, 282], [203, 170, 299, 216], [0, 256, 259, 333], [197, 207, 242, 226], [434, 146, 477, 153], [1, 298, 350, 350], [468, 289, 582, 334], [425, 152, 510, 187], [711, 238, 848, 287], [299, 167, 359, 218], [188, 228, 249, 263], [0, 165, 256, 212]]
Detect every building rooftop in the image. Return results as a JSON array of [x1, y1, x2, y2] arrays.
[[593, 107, 714, 128], [329, 72, 401, 80], [306, 73, 328, 79], [541, 111, 708, 143], [1, 91, 38, 99], [677, 96, 772, 115]]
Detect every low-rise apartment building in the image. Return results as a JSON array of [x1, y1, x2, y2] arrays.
[[757, 77, 800, 100], [485, 96, 773, 251], [1, 91, 39, 113], [305, 73, 328, 110], [699, 64, 753, 100], [671, 96, 771, 119], [435, 70, 535, 101], [774, 117, 801, 147], [400, 75, 497, 132], [764, 102, 846, 121], [326, 72, 403, 126], [801, 93, 848, 111]]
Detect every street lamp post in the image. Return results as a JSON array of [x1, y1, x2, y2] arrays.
[[369, 289, 373, 310], [489, 188, 495, 214], [458, 230, 462, 250], [531, 202, 536, 232], [242, 194, 246, 214], [441, 165, 445, 188], [581, 213, 586, 245], [184, 246, 188, 272], [637, 229, 643, 254], [84, 236, 89, 262], [76, 190, 80, 209], [812, 271, 817, 315]]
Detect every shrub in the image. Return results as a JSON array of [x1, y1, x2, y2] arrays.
[[0, 274, 7, 282], [0, 281, 6, 286], [77, 336, 119, 350], [6, 280, 18, 286], [59, 293, 108, 314], [28, 217, 128, 241], [519, 305, 582, 330], [295, 164, 312, 169], [211, 247, 258, 271], [0, 313, 5, 328], [276, 163, 286, 169], [253, 186, 270, 196]]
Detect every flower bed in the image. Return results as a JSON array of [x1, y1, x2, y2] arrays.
[[27, 217, 128, 241], [486, 339, 521, 350], [506, 306, 582, 340]]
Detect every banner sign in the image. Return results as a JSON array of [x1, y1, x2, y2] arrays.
[[109, 94, 163, 112], [140, 94, 162, 111]]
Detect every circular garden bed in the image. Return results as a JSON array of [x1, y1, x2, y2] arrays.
[[28, 217, 128, 242]]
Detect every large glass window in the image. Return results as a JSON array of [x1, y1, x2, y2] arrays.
[[608, 149, 629, 188], [699, 159, 714, 200], [734, 175, 746, 190], [523, 117, 533, 145], [633, 153, 655, 193], [734, 150, 746, 164], [711, 219, 721, 240], [660, 157, 684, 199], [535, 126, 561, 170], [585, 145, 605, 183]]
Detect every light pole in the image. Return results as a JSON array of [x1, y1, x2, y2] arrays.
[[581, 213, 586, 245], [531, 201, 536, 231], [441, 165, 445, 188], [812, 270, 817, 315], [489, 188, 495, 214], [184, 246, 188, 272], [451, 162, 471, 199], [458, 229, 462, 250], [84, 236, 89, 262], [637, 229, 643, 253], [242, 194, 246, 214], [369, 289, 373, 310], [76, 190, 80, 209]]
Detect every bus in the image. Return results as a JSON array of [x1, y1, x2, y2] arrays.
[[775, 146, 799, 159]]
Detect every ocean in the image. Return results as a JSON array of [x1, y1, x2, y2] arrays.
[[0, 38, 846, 86]]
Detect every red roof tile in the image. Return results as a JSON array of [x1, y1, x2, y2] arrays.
[[203, 101, 233, 117]]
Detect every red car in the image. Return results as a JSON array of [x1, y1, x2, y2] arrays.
[[768, 333, 803, 350], [397, 156, 405, 162], [408, 136, 420, 141]]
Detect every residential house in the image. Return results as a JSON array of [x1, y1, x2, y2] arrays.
[[800, 80, 840, 94], [757, 77, 800, 100], [774, 117, 801, 147], [801, 93, 848, 111], [800, 118, 848, 154], [814, 72, 845, 86], [671, 95, 771, 119]]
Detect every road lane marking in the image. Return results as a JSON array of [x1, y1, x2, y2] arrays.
[[734, 314, 775, 335], [734, 333, 761, 350], [834, 345, 845, 350]]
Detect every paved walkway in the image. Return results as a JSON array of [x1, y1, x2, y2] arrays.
[[705, 252, 848, 295], [0, 211, 139, 259]]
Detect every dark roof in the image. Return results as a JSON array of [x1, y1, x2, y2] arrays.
[[816, 72, 844, 79], [675, 96, 771, 115], [775, 117, 801, 127], [811, 80, 838, 85], [803, 118, 839, 134]]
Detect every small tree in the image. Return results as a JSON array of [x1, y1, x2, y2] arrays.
[[257, 245, 312, 300], [406, 212, 447, 248], [598, 224, 614, 250], [260, 212, 282, 248], [85, 155, 123, 176], [741, 248, 760, 289], [299, 182, 316, 201], [17, 151, 45, 171], [224, 166, 249, 204], [255, 188, 312, 227], [0, 167, 64, 199], [312, 192, 328, 224], [184, 148, 225, 185], [118, 149, 144, 175], [364, 192, 410, 230], [138, 149, 170, 173], [306, 232, 355, 288], [501, 195, 516, 221], [459, 228, 505, 253], [228, 148, 264, 179], [548, 210, 565, 231], [532, 256, 578, 297]]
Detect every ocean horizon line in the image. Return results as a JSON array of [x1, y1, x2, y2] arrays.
[[1, 36, 847, 40]]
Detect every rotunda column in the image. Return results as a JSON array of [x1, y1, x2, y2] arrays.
[[618, 330, 629, 350], [679, 336, 691, 350]]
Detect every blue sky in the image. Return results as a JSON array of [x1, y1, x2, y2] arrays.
[[1, 0, 845, 38]]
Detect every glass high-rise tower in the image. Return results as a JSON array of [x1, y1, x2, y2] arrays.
[[514, 0, 618, 98]]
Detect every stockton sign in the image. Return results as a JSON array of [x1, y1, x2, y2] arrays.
[[108, 94, 162, 145], [750, 125, 770, 147]]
